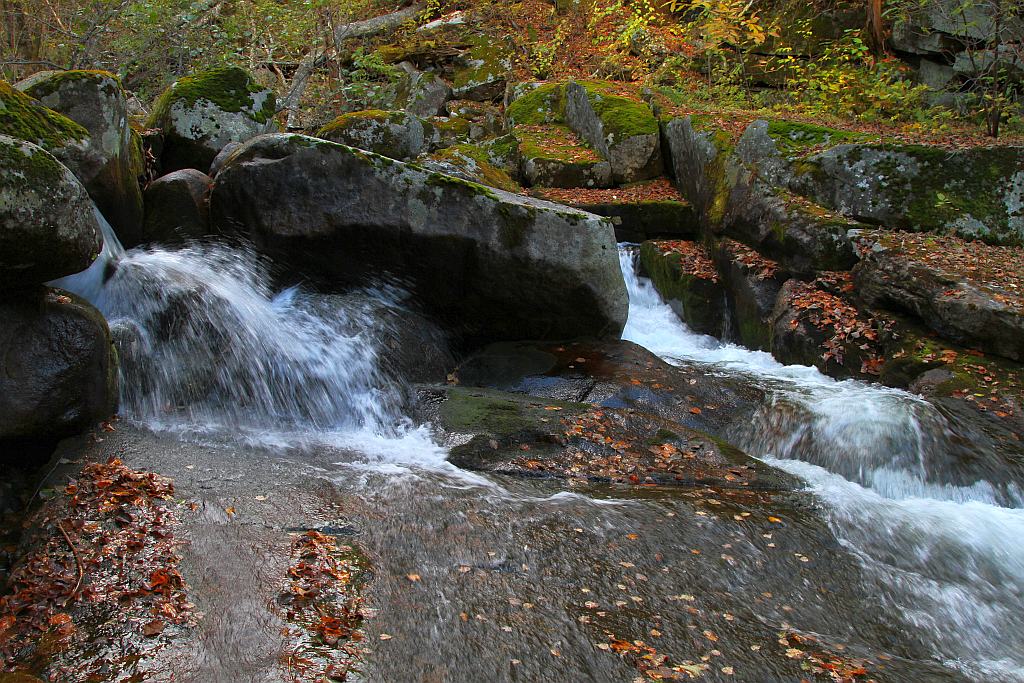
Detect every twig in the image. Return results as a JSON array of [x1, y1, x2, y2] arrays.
[[57, 521, 84, 606]]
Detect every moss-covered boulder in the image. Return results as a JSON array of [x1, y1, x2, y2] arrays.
[[142, 169, 212, 243], [0, 288, 117, 455], [392, 63, 450, 117], [789, 143, 1024, 245], [854, 230, 1024, 362], [16, 70, 145, 245], [317, 109, 431, 160], [210, 134, 627, 344], [639, 240, 728, 337], [0, 135, 102, 288], [420, 144, 521, 192], [451, 35, 512, 102], [515, 124, 612, 188], [565, 81, 662, 184], [146, 66, 276, 174]]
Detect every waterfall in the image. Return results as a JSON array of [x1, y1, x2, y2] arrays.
[[618, 245, 1024, 681], [52, 213, 437, 456]]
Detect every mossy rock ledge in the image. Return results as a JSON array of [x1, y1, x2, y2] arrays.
[[209, 134, 627, 344], [146, 66, 277, 174], [0, 135, 102, 288], [17, 70, 145, 245]]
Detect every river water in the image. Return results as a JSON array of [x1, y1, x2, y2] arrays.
[[53, 227, 1024, 682]]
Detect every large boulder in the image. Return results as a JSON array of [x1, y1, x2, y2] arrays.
[[392, 63, 451, 117], [146, 66, 276, 173], [565, 81, 662, 184], [789, 143, 1024, 245], [210, 134, 628, 344], [0, 135, 102, 288], [16, 70, 145, 245], [142, 169, 212, 243], [0, 288, 117, 451], [317, 109, 432, 160]]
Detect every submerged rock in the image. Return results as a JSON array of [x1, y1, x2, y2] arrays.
[[210, 134, 627, 343], [146, 66, 276, 173], [450, 338, 763, 438], [424, 385, 794, 490], [142, 168, 212, 243], [16, 70, 145, 245], [0, 288, 117, 454], [0, 135, 101, 288]]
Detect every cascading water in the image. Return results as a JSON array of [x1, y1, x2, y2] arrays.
[[618, 245, 1024, 681], [53, 213, 437, 457]]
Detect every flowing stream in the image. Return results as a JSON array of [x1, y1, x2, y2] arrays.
[[52, 224, 1024, 682]]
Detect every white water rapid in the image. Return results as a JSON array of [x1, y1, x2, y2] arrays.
[[52, 214, 441, 461], [618, 245, 1024, 682]]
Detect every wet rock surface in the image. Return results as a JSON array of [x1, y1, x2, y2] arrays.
[[0, 289, 116, 455], [450, 338, 763, 437], [424, 385, 793, 490], [0, 422, 972, 683]]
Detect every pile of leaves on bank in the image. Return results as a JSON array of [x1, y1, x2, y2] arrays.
[[278, 530, 370, 681], [0, 456, 192, 679]]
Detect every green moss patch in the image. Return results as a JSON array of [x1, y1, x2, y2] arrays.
[[574, 80, 658, 139], [505, 83, 567, 126], [0, 82, 88, 149], [148, 66, 274, 126], [0, 136, 68, 190], [766, 120, 874, 157], [317, 109, 409, 137]]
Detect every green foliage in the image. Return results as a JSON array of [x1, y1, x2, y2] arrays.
[[770, 29, 931, 122]]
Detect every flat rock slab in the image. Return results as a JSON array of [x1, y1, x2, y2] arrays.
[[854, 230, 1024, 362]]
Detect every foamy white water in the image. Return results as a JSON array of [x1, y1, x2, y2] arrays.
[[54, 224, 439, 459], [618, 245, 1024, 681]]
